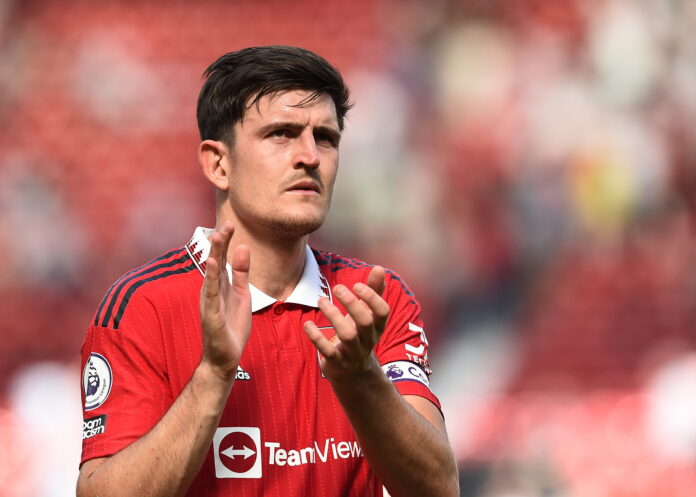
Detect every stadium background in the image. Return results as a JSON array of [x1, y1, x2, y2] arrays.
[[1, 0, 696, 495]]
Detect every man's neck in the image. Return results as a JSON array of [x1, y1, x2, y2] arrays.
[[244, 236, 307, 301], [215, 216, 308, 302]]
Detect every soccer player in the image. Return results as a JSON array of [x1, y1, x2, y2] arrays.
[[77, 46, 459, 497]]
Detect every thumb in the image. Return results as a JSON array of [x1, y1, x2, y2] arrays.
[[230, 244, 250, 291], [366, 266, 386, 296]]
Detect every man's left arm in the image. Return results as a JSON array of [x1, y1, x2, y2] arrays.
[[304, 267, 459, 497]]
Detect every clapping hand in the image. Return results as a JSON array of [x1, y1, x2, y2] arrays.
[[304, 266, 390, 381], [199, 222, 252, 381]]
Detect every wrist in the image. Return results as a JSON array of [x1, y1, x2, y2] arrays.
[[327, 354, 384, 388], [196, 359, 237, 388], [184, 361, 235, 420]]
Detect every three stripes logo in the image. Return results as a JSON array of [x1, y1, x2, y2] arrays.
[[93, 247, 196, 329]]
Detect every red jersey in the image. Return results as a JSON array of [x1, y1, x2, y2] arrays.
[[81, 227, 440, 496]]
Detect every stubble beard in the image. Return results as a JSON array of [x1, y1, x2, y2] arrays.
[[266, 217, 323, 238], [260, 202, 330, 238], [229, 184, 334, 240]]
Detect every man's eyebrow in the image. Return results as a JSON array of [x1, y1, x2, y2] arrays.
[[257, 122, 341, 142], [313, 125, 342, 143], [314, 126, 341, 140], [257, 122, 304, 135]]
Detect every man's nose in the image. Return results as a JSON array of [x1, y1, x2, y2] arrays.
[[293, 129, 320, 169]]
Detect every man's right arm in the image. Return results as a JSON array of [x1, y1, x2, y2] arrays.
[[77, 362, 233, 497], [77, 223, 250, 497]]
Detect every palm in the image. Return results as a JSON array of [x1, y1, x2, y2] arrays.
[[305, 266, 390, 381], [199, 223, 252, 379]]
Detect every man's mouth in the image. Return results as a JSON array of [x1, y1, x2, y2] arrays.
[[286, 181, 321, 193]]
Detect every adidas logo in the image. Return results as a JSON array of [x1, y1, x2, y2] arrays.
[[236, 365, 251, 381]]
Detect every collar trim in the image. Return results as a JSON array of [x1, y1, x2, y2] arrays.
[[185, 227, 329, 312]]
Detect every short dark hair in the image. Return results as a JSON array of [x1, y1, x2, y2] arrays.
[[197, 46, 352, 145]]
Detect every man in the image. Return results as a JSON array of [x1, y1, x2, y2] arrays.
[[77, 46, 458, 497]]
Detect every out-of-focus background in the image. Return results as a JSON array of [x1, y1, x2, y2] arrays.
[[1, 0, 696, 495]]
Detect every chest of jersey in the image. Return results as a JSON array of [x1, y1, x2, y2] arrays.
[[159, 291, 379, 496]]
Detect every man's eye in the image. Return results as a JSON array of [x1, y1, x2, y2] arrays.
[[315, 133, 337, 147], [270, 129, 287, 138]]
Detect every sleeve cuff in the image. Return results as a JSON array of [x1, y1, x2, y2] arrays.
[[393, 380, 442, 412]]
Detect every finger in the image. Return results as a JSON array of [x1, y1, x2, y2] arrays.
[[226, 245, 251, 317], [230, 244, 250, 293], [335, 284, 384, 352], [333, 284, 374, 331], [224, 244, 252, 340], [201, 256, 221, 317], [304, 320, 339, 359], [207, 231, 223, 265], [366, 265, 386, 296], [353, 282, 390, 333], [343, 313, 356, 330], [218, 221, 235, 272], [317, 296, 362, 357]]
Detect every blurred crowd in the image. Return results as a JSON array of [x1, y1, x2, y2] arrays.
[[1, 0, 695, 495]]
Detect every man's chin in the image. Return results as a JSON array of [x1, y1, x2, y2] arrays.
[[265, 215, 325, 238]]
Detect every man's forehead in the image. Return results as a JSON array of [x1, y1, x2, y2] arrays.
[[241, 89, 338, 125]]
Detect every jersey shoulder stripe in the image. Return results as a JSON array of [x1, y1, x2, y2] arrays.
[[384, 270, 416, 298], [111, 261, 197, 329], [94, 247, 189, 328], [312, 249, 416, 304], [312, 249, 372, 272], [93, 247, 184, 326]]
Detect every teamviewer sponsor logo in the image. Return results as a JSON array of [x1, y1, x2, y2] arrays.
[[213, 427, 262, 478], [266, 438, 363, 466], [213, 427, 364, 479]]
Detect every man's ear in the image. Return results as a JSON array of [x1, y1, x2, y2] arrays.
[[199, 139, 231, 191]]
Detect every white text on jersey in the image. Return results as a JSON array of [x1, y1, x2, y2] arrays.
[[265, 438, 363, 466]]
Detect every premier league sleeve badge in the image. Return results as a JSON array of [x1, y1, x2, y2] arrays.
[[82, 353, 113, 411]]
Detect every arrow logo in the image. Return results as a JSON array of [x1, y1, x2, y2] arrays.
[[221, 445, 255, 460], [214, 427, 261, 478]]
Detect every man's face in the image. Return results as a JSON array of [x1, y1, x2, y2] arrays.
[[225, 89, 341, 238]]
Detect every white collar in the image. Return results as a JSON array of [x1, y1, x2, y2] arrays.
[[185, 226, 330, 312]]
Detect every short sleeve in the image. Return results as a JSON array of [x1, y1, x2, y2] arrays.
[[80, 292, 173, 465], [374, 271, 441, 411]]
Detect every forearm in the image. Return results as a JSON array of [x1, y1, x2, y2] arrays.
[[329, 357, 459, 497], [77, 361, 233, 497]]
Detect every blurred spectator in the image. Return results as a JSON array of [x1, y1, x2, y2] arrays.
[[7, 362, 82, 497], [0, 157, 86, 289]]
